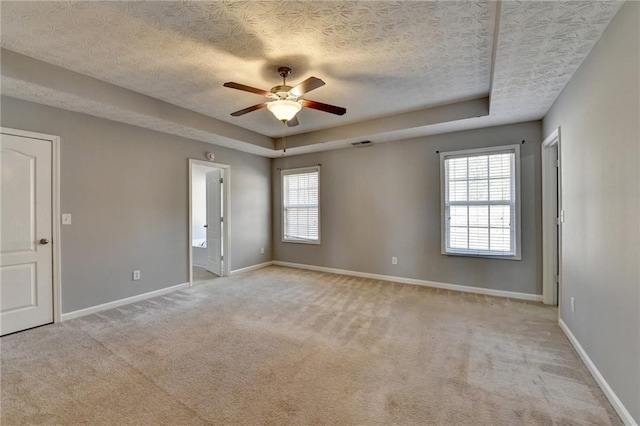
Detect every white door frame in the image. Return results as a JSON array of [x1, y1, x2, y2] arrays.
[[188, 159, 231, 285], [1, 127, 62, 324], [541, 127, 562, 306]]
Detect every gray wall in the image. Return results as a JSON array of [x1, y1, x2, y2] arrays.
[[543, 2, 639, 422], [1, 96, 272, 313], [273, 121, 542, 295]]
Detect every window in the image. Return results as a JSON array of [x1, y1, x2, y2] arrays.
[[282, 166, 320, 244], [440, 145, 521, 259]]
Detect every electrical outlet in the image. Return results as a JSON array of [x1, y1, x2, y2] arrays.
[[392, 256, 398, 265], [570, 297, 575, 313], [133, 270, 141, 281], [260, 247, 265, 254]]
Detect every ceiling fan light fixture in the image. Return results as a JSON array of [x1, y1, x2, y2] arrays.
[[267, 99, 302, 122]]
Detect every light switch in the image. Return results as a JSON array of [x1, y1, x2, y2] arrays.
[[62, 214, 72, 225]]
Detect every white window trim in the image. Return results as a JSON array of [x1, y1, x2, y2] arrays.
[[281, 166, 321, 245], [439, 144, 522, 260]]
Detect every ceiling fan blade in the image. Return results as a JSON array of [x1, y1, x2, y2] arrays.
[[287, 116, 299, 127], [290, 77, 325, 97], [230, 103, 268, 116], [223, 82, 271, 97], [301, 99, 346, 116]]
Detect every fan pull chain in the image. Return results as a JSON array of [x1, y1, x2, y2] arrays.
[[281, 120, 287, 154]]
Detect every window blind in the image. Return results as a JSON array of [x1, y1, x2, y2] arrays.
[[441, 146, 520, 258], [282, 167, 320, 243]]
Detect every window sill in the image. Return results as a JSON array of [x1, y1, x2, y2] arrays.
[[441, 251, 521, 261], [282, 239, 321, 245]]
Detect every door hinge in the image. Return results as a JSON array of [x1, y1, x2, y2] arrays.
[[555, 274, 560, 283], [555, 217, 560, 226], [555, 159, 559, 168], [221, 255, 224, 261], [220, 217, 224, 223], [220, 178, 224, 184]]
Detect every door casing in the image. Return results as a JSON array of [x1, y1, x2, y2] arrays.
[[1, 127, 62, 326], [188, 159, 231, 285], [541, 127, 562, 307]]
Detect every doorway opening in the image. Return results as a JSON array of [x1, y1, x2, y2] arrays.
[[542, 128, 562, 306], [189, 159, 231, 286]]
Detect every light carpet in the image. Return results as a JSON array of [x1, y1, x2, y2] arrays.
[[1, 266, 621, 425]]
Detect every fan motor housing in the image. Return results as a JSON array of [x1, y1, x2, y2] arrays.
[[271, 85, 293, 94]]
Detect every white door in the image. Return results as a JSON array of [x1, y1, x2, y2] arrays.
[[1, 133, 53, 335], [205, 169, 222, 276]]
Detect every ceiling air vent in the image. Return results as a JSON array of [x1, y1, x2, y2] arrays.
[[351, 140, 373, 148]]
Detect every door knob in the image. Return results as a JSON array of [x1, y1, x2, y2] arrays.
[[40, 238, 49, 245]]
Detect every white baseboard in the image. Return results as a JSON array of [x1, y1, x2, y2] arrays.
[[230, 261, 274, 276], [60, 282, 189, 321], [272, 261, 543, 302], [559, 319, 637, 425]]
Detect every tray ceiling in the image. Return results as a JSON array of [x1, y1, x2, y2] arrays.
[[0, 1, 623, 156]]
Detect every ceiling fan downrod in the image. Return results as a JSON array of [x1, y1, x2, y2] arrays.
[[278, 67, 292, 86]]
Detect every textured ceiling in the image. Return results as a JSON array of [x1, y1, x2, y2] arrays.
[[0, 1, 624, 155], [1, 1, 494, 136], [490, 0, 623, 118]]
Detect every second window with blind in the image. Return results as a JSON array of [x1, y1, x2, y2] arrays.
[[282, 166, 320, 244], [440, 145, 521, 259]]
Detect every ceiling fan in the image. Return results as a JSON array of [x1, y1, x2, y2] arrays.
[[223, 67, 346, 127]]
